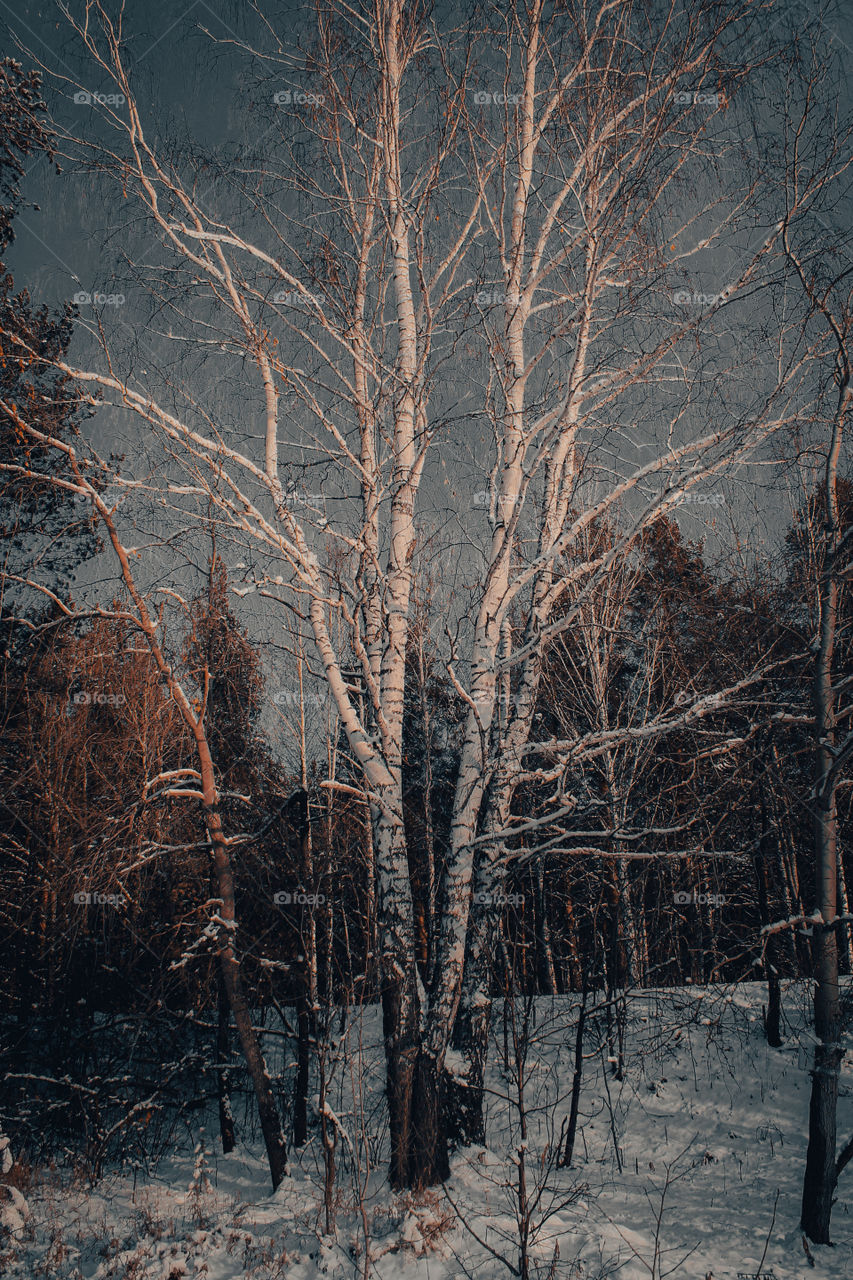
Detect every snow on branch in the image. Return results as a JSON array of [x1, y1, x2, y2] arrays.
[[168, 911, 236, 971], [760, 910, 853, 938]]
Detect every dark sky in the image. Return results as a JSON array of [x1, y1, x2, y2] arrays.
[[5, 0, 852, 305], [3, 0, 853, 733]]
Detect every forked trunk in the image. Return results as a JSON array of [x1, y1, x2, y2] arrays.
[[381, 987, 450, 1186], [381, 969, 419, 1188], [375, 808, 450, 1187], [410, 1052, 450, 1186]]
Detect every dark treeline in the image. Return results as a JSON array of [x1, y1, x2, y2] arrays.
[[1, 489, 849, 1174]]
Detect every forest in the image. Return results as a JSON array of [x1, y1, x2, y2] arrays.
[[0, 1, 851, 1277]]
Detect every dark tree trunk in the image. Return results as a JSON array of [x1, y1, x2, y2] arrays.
[[217, 971, 236, 1153], [756, 766, 784, 1048], [374, 806, 441, 1188], [801, 935, 842, 1242], [562, 877, 582, 991], [382, 971, 420, 1188], [410, 1052, 450, 1186], [293, 977, 311, 1148], [768, 746, 806, 973], [534, 859, 557, 994], [559, 987, 587, 1167], [200, 741, 288, 1189], [764, 967, 783, 1049], [216, 944, 288, 1188], [382, 994, 450, 1189], [289, 790, 314, 1150], [801, 389, 846, 1244]]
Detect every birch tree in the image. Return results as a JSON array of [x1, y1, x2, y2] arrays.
[[442, 0, 808, 1146], [2, 0, 825, 1186]]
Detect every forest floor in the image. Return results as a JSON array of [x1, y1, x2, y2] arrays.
[[2, 982, 851, 1280]]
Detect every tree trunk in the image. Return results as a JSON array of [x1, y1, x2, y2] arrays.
[[534, 859, 557, 994], [382, 989, 451, 1187], [756, 766, 784, 1048], [293, 977, 311, 1149], [200, 741, 288, 1189], [769, 745, 809, 972], [446, 986, 490, 1147], [215, 941, 288, 1188], [801, 917, 842, 1242], [410, 1052, 450, 1186], [801, 847, 843, 1241], [801, 381, 847, 1243], [563, 877, 583, 991], [374, 808, 447, 1187], [289, 789, 315, 1150], [836, 857, 853, 974], [764, 967, 783, 1049], [362, 807, 378, 999], [616, 855, 643, 987], [217, 971, 236, 1154], [445, 850, 500, 1148], [382, 974, 419, 1187], [559, 986, 587, 1167]]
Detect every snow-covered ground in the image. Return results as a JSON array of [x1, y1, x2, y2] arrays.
[[2, 983, 851, 1280]]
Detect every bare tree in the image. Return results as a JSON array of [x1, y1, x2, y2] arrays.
[[783, 212, 853, 1243], [442, 0, 807, 1149], [0, 455, 291, 1186], [2, 0, 826, 1189]]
